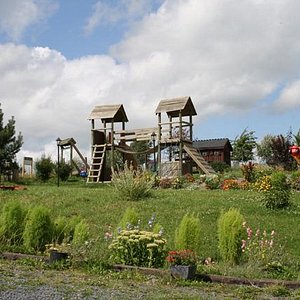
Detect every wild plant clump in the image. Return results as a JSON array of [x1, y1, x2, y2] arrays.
[[111, 164, 153, 201], [262, 171, 291, 209], [174, 213, 201, 255], [0, 200, 26, 246], [23, 205, 53, 252], [217, 208, 246, 264], [241, 222, 279, 266]]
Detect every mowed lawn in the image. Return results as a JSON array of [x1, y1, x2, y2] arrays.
[[1, 183, 300, 267]]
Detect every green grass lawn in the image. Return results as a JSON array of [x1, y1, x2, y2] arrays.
[[1, 182, 300, 280]]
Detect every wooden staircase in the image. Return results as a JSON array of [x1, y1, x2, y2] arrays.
[[183, 143, 216, 175], [87, 144, 107, 183]]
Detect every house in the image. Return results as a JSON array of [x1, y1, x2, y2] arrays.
[[193, 138, 233, 166]]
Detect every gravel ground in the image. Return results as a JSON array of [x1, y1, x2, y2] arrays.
[[1, 260, 299, 299]]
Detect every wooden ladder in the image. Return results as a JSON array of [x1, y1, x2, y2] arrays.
[[183, 143, 216, 175], [87, 144, 107, 183]]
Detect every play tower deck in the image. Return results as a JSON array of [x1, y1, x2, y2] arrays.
[[87, 97, 215, 182]]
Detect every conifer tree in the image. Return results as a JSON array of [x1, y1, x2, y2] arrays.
[[0, 104, 23, 178]]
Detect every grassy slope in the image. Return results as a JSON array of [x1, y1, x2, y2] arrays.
[[1, 183, 300, 264]]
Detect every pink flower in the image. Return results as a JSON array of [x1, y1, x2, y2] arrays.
[[241, 239, 246, 252], [247, 227, 253, 239]]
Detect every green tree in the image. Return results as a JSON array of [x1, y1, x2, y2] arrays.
[[232, 128, 257, 163], [257, 134, 274, 164], [0, 104, 23, 179], [35, 155, 54, 182], [293, 129, 300, 146], [130, 140, 150, 166]]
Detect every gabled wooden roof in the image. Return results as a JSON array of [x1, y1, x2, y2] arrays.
[[193, 138, 233, 151], [155, 96, 197, 117], [88, 104, 128, 122]]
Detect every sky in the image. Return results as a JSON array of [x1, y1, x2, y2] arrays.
[[1, 0, 300, 163]]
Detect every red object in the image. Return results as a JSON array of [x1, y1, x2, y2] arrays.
[[290, 145, 300, 157]]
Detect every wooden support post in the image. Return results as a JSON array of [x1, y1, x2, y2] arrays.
[[111, 121, 115, 170], [179, 111, 183, 177], [91, 119, 95, 158], [189, 115, 193, 141], [157, 113, 162, 175], [169, 115, 172, 162]]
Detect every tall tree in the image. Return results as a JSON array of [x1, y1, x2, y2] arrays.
[[0, 104, 23, 178], [232, 128, 257, 163], [257, 134, 274, 164], [269, 134, 295, 170]]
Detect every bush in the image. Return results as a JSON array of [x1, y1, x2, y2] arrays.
[[35, 155, 54, 182], [52, 216, 80, 244], [109, 229, 167, 268], [56, 161, 73, 181], [241, 162, 256, 182], [204, 174, 220, 189], [210, 161, 230, 173], [262, 171, 291, 209], [23, 206, 53, 252], [217, 208, 245, 264], [174, 213, 201, 255], [0, 201, 26, 246], [289, 171, 300, 190], [111, 164, 153, 201]]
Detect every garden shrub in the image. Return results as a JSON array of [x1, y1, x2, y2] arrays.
[[174, 213, 201, 255], [204, 174, 220, 189], [241, 161, 256, 182], [217, 208, 245, 264], [117, 207, 139, 230], [35, 155, 54, 182], [0, 200, 26, 246], [23, 205, 53, 252], [289, 171, 300, 190], [262, 171, 291, 209], [53, 216, 77, 244], [72, 220, 90, 246], [158, 177, 172, 189], [111, 164, 153, 200], [56, 161, 73, 181], [210, 161, 230, 173], [109, 229, 167, 268]]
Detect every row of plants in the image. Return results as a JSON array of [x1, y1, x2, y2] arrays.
[[103, 207, 291, 280], [0, 201, 89, 257], [111, 163, 295, 209]]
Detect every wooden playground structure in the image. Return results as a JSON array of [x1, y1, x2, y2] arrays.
[[85, 96, 215, 182]]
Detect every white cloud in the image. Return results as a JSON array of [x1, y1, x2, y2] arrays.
[[84, 0, 162, 35], [2, 0, 300, 162], [273, 81, 300, 112], [0, 0, 58, 41]]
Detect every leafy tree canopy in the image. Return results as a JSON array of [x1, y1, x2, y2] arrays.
[[257, 134, 274, 164], [0, 104, 23, 175], [232, 128, 257, 163]]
